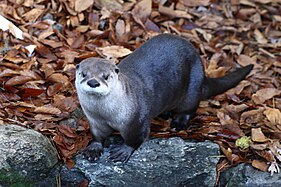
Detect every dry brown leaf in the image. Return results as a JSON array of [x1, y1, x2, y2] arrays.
[[225, 104, 249, 113], [38, 28, 54, 40], [226, 80, 251, 95], [0, 69, 19, 78], [97, 45, 132, 58], [269, 141, 281, 162], [252, 160, 269, 172], [251, 143, 268, 150], [205, 53, 228, 78], [251, 128, 268, 143], [58, 50, 79, 63], [94, 0, 123, 11], [237, 54, 257, 67], [158, 5, 193, 19], [273, 15, 281, 22], [254, 29, 268, 44], [217, 111, 244, 137], [48, 73, 69, 85], [264, 108, 281, 125], [132, 0, 152, 23], [34, 105, 61, 115], [40, 39, 64, 48], [252, 88, 281, 104], [34, 114, 54, 121], [20, 70, 41, 80], [115, 19, 126, 40], [75, 0, 93, 12], [23, 8, 44, 22], [180, 0, 210, 7], [255, 150, 275, 162], [240, 108, 265, 125], [47, 83, 63, 96], [195, 28, 212, 42], [5, 75, 34, 86]]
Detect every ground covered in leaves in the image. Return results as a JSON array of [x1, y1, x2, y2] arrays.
[[0, 0, 280, 176]]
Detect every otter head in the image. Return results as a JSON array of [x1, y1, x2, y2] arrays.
[[75, 57, 120, 96]]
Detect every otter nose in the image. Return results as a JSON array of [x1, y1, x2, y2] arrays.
[[87, 79, 100, 88]]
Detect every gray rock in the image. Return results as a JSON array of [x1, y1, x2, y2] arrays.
[[60, 165, 88, 187], [0, 124, 58, 186], [218, 163, 281, 187], [63, 137, 220, 187]]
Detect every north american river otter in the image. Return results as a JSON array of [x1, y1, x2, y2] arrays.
[[75, 34, 253, 162]]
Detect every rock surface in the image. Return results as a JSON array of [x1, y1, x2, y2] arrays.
[[63, 137, 220, 186], [0, 124, 58, 186], [218, 163, 281, 187]]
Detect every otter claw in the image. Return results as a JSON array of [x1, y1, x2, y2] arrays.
[[109, 144, 135, 163], [82, 142, 104, 162]]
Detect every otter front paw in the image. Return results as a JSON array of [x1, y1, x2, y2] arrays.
[[109, 144, 135, 163], [82, 141, 104, 162]]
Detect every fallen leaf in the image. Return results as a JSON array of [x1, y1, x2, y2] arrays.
[[236, 54, 257, 67], [254, 29, 267, 44], [158, 5, 193, 19], [23, 8, 44, 22], [34, 114, 54, 120], [94, 0, 123, 11], [97, 45, 132, 58], [19, 88, 45, 98], [264, 108, 281, 125], [34, 105, 61, 115], [132, 0, 152, 23], [35, 44, 58, 61], [75, 0, 93, 12], [251, 128, 268, 143], [47, 83, 63, 96], [47, 73, 69, 85], [252, 160, 269, 172], [57, 124, 77, 138], [5, 76, 34, 86], [179, 0, 210, 7], [252, 88, 281, 104], [240, 108, 265, 124]]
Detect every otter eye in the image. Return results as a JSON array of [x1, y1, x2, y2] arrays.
[[115, 68, 119, 74], [81, 71, 86, 78], [76, 64, 80, 69], [103, 74, 109, 80]]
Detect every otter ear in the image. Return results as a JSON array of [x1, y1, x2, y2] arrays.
[[115, 68, 119, 74], [76, 64, 80, 69]]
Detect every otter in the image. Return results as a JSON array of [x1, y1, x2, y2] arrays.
[[75, 34, 253, 162]]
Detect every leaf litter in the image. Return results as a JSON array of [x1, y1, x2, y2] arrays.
[[0, 0, 280, 177]]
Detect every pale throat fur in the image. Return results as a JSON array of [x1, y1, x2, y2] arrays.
[[75, 67, 135, 132]]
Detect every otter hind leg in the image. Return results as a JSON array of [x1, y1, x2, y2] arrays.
[[171, 111, 196, 131], [157, 111, 174, 120], [171, 60, 204, 131]]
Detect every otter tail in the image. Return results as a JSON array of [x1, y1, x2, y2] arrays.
[[201, 64, 253, 99]]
